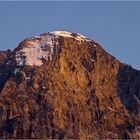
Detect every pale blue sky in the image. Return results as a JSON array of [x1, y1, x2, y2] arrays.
[[0, 2, 140, 69]]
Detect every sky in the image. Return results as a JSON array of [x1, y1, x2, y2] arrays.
[[0, 2, 140, 69]]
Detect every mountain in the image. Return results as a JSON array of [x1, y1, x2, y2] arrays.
[[0, 31, 140, 139]]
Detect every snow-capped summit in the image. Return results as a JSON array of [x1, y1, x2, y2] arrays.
[[14, 31, 91, 67]]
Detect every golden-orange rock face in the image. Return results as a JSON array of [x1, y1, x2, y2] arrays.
[[0, 31, 140, 139]]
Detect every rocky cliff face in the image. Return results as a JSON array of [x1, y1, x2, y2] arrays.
[[0, 31, 140, 139]]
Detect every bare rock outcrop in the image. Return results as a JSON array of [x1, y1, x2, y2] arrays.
[[0, 31, 140, 139]]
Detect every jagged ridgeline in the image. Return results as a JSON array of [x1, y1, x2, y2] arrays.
[[0, 31, 140, 139]]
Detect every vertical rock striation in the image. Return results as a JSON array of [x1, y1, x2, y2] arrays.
[[0, 31, 140, 139]]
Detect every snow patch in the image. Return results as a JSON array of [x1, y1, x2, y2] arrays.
[[51, 31, 72, 38], [51, 31, 90, 42], [14, 68, 20, 75], [34, 36, 41, 39], [15, 34, 59, 66]]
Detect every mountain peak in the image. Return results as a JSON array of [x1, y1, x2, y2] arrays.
[[0, 31, 140, 139], [13, 31, 91, 67]]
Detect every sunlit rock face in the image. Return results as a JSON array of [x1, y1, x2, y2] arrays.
[[14, 31, 91, 67], [0, 31, 140, 139]]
